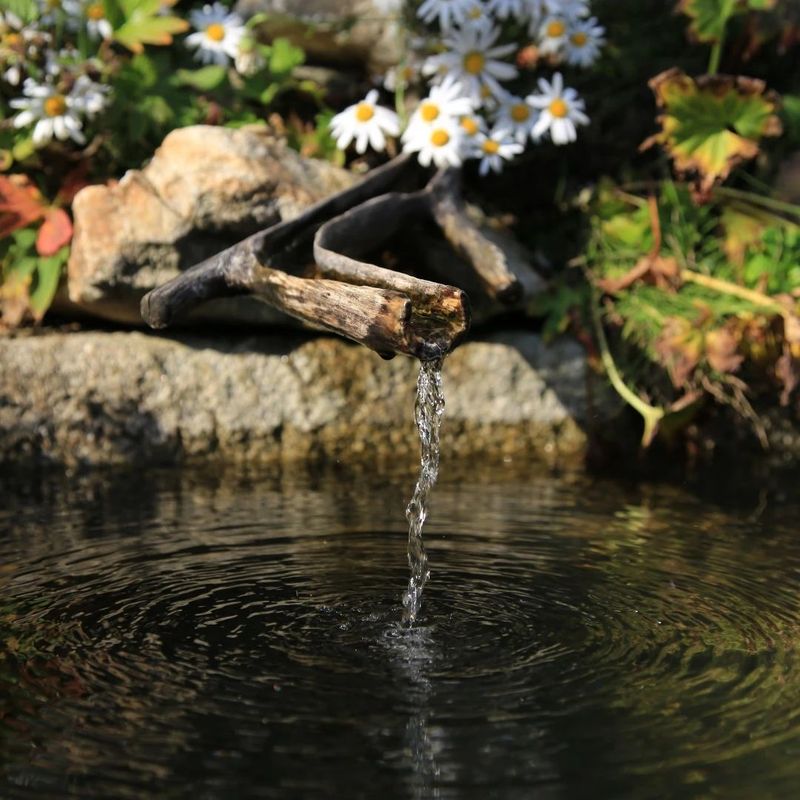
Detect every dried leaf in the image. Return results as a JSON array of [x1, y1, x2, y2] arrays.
[[36, 208, 72, 257], [0, 174, 46, 238], [655, 316, 704, 387], [0, 269, 32, 330], [776, 345, 800, 405], [642, 69, 783, 194], [705, 326, 744, 373], [597, 255, 680, 293], [55, 164, 90, 206]]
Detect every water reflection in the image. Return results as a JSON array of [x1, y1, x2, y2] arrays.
[[1, 463, 800, 798]]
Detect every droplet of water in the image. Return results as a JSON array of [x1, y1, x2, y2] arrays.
[[402, 356, 445, 625]]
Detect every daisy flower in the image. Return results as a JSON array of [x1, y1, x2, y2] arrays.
[[528, 72, 588, 145], [186, 3, 246, 66], [405, 75, 474, 137], [1, 14, 26, 86], [423, 24, 518, 107], [234, 36, 266, 76], [10, 78, 87, 146], [563, 16, 605, 67], [71, 74, 110, 116], [83, 2, 114, 40], [460, 1, 494, 31], [486, 0, 529, 21], [494, 94, 538, 143], [544, 0, 589, 20], [37, 0, 79, 25], [536, 16, 569, 56], [416, 0, 476, 31], [470, 127, 523, 175], [330, 89, 400, 154], [383, 62, 417, 92], [403, 120, 464, 168], [459, 113, 486, 139]]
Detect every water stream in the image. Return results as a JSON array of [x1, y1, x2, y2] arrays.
[[402, 357, 445, 624]]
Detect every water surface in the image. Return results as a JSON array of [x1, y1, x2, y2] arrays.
[[1, 464, 799, 799]]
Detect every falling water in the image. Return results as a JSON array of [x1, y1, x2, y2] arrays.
[[402, 356, 445, 625]]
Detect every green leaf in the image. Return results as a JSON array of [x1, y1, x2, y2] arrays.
[[268, 38, 305, 74], [11, 137, 36, 163], [679, 0, 738, 42], [11, 226, 38, 253], [175, 65, 228, 92], [3, 0, 38, 23], [781, 95, 800, 146], [29, 248, 67, 318], [102, 0, 126, 30], [114, 10, 188, 53], [645, 69, 783, 193], [259, 84, 280, 105]]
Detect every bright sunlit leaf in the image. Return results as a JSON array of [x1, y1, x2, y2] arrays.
[[643, 69, 782, 194]]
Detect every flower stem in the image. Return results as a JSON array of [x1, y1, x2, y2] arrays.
[[708, 38, 724, 75], [590, 289, 665, 447]]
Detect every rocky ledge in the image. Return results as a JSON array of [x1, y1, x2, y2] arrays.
[[0, 330, 618, 468]]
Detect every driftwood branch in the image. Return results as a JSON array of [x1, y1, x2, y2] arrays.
[[141, 155, 542, 359]]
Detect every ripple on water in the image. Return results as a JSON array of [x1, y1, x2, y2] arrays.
[[1, 469, 800, 798]]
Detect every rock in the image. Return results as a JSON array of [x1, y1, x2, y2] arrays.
[[66, 125, 356, 326], [0, 330, 618, 468], [236, 0, 401, 72]]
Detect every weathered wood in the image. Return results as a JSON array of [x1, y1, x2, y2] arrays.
[[141, 155, 543, 359], [141, 153, 421, 329], [428, 168, 522, 303], [248, 266, 416, 356], [313, 191, 469, 358]]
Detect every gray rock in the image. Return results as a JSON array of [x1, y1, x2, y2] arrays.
[[236, 0, 402, 72], [66, 126, 356, 326], [0, 330, 618, 467]]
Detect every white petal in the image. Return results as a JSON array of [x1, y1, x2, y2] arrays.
[[368, 124, 386, 152], [13, 110, 36, 127], [33, 118, 53, 145]]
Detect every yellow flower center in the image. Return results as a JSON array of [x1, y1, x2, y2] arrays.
[[463, 51, 485, 75], [355, 102, 374, 122], [571, 32, 588, 47], [468, 6, 482, 18], [420, 102, 439, 123], [546, 20, 566, 38], [4, 32, 23, 47], [206, 22, 226, 42], [482, 139, 500, 155], [461, 117, 479, 135], [549, 98, 568, 118], [430, 129, 450, 148], [44, 94, 67, 117], [511, 103, 530, 123], [87, 3, 105, 20], [46, 0, 62, 9]]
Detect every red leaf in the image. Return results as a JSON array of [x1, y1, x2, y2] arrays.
[[0, 175, 47, 238], [36, 208, 73, 256]]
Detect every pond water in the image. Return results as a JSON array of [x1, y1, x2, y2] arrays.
[[1, 463, 799, 799]]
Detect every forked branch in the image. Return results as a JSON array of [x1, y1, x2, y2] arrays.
[[141, 156, 542, 358]]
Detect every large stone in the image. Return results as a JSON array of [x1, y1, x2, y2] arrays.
[[66, 125, 356, 326], [0, 330, 618, 467], [236, 0, 402, 72]]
